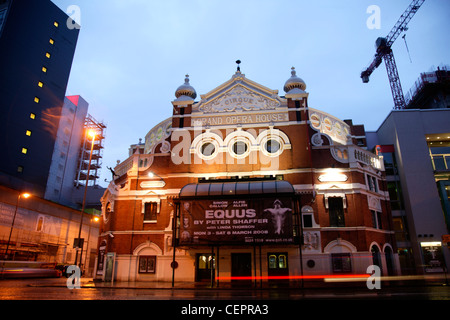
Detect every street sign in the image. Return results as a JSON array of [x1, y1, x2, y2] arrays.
[[73, 238, 84, 248]]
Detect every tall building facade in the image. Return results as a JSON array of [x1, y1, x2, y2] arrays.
[[44, 96, 89, 206], [44, 94, 106, 209], [367, 67, 450, 275], [96, 68, 398, 284], [0, 0, 80, 197]]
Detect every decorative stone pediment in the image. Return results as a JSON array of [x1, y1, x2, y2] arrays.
[[198, 84, 281, 114], [194, 72, 284, 115]]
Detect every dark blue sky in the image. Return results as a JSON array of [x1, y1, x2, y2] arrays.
[[52, 0, 450, 186]]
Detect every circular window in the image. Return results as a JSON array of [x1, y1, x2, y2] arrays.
[[265, 139, 281, 154], [233, 141, 248, 155], [229, 139, 250, 159], [104, 202, 112, 222], [201, 142, 216, 157]]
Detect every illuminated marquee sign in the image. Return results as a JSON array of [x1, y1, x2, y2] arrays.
[[179, 197, 294, 245]]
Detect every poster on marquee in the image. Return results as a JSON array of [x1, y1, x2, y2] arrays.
[[179, 197, 294, 245]]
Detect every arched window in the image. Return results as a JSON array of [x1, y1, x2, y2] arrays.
[[371, 243, 383, 273]]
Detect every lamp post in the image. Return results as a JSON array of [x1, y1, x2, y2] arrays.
[[83, 215, 100, 276], [74, 129, 96, 269], [3, 192, 31, 260]]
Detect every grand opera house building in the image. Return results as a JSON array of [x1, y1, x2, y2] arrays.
[[95, 66, 400, 284]]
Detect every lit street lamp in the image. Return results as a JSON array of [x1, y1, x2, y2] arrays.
[[74, 129, 96, 269], [3, 192, 31, 260]]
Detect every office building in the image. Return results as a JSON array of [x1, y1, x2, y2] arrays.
[[0, 0, 80, 197], [367, 67, 450, 275]]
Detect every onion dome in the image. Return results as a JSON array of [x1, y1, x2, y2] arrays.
[[175, 74, 197, 100], [284, 67, 307, 93]]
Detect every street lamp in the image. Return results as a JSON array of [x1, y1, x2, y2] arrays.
[[74, 129, 96, 269], [3, 192, 31, 260], [83, 215, 100, 276]]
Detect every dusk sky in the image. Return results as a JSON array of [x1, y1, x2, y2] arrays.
[[52, 0, 450, 187]]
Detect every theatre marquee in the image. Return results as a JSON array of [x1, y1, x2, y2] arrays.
[[178, 181, 297, 245]]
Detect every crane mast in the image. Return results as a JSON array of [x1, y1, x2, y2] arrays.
[[361, 0, 425, 110]]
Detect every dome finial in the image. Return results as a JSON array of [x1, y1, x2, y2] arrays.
[[284, 66, 307, 93], [291, 67, 296, 76], [175, 74, 197, 99]]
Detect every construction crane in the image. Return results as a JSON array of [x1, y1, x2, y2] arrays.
[[361, 0, 425, 110]]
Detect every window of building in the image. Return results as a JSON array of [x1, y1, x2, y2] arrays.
[[331, 253, 352, 273], [17, 166, 24, 173], [268, 254, 277, 269], [38, 81, 43, 88], [34, 97, 40, 103], [30, 113, 36, 120], [139, 256, 156, 274], [366, 174, 378, 192], [371, 210, 382, 229], [42, 66, 47, 73], [268, 253, 288, 270], [265, 139, 281, 154], [387, 181, 403, 211], [303, 214, 313, 228], [49, 38, 54, 45], [201, 142, 216, 158], [144, 202, 158, 221], [45, 52, 51, 59], [54, 21, 59, 27], [21, 148, 28, 155], [382, 152, 398, 176], [36, 216, 44, 232], [105, 202, 112, 222], [26, 130, 32, 137], [393, 217, 409, 242], [328, 197, 345, 227], [428, 138, 450, 171], [230, 139, 250, 158]]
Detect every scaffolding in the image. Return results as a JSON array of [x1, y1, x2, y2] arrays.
[[405, 65, 450, 108], [75, 114, 106, 187]]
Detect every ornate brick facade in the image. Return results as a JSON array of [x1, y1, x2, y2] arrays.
[[95, 67, 398, 283]]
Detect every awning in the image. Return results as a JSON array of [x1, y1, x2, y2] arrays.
[[179, 180, 295, 198]]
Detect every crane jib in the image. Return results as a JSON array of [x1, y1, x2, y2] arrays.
[[360, 0, 425, 110]]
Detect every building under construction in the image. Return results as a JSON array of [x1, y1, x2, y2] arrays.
[[405, 66, 450, 109]]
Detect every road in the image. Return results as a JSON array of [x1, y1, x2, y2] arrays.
[[1, 277, 450, 300], [1, 278, 449, 318]]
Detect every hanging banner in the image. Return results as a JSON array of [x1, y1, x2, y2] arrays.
[[179, 197, 294, 245]]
